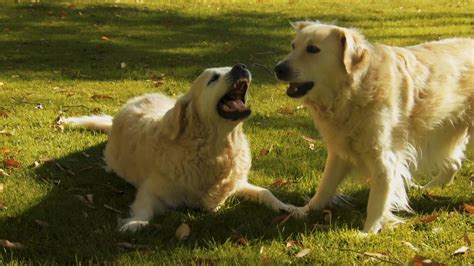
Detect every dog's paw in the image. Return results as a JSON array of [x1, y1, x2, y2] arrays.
[[119, 219, 149, 232], [286, 205, 309, 219]]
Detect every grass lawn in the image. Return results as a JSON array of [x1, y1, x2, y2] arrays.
[[0, 0, 473, 264]]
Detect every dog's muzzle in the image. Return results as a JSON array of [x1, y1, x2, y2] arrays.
[[216, 64, 251, 121]]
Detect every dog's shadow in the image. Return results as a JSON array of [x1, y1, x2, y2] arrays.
[[2, 140, 469, 263]]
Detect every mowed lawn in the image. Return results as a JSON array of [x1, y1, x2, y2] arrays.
[[0, 0, 473, 264]]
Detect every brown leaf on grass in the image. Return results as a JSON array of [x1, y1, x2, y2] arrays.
[[259, 145, 273, 156], [74, 194, 94, 208], [0, 202, 7, 210], [279, 106, 294, 115], [417, 214, 438, 224], [271, 213, 291, 225], [271, 178, 291, 189], [261, 256, 272, 265], [323, 209, 332, 224], [463, 203, 474, 214], [34, 219, 49, 228], [0, 111, 8, 118], [91, 94, 113, 100], [413, 255, 445, 266], [0, 148, 13, 153], [463, 232, 471, 246], [176, 223, 190, 240], [0, 239, 25, 249], [453, 246, 469, 256], [3, 159, 20, 169], [236, 237, 248, 246], [295, 248, 311, 258], [100, 35, 110, 41]]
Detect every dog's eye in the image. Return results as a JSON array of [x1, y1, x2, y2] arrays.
[[306, 45, 320, 54], [207, 73, 220, 85]]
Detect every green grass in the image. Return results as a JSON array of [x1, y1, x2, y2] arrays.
[[0, 0, 473, 264]]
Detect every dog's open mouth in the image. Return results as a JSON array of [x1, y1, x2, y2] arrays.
[[217, 78, 251, 121], [287, 82, 314, 98]]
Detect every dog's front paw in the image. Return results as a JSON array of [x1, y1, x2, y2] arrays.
[[119, 219, 149, 232], [286, 205, 309, 219]]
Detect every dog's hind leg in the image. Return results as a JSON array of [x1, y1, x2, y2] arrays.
[[119, 184, 164, 232], [423, 126, 469, 189], [235, 182, 305, 217]]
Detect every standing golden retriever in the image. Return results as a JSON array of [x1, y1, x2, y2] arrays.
[[66, 64, 300, 232], [275, 21, 473, 233]]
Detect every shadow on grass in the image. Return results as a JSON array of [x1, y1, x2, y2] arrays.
[[1, 3, 471, 83]]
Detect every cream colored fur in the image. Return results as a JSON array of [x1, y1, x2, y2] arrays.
[[66, 67, 302, 232], [278, 21, 473, 233]]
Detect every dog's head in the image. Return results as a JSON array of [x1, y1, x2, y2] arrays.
[[274, 21, 369, 100], [163, 64, 252, 139]]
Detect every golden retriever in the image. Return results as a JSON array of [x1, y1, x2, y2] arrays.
[[66, 64, 301, 232], [275, 21, 473, 233]]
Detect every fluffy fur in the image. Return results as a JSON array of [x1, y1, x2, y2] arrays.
[[66, 66, 301, 232], [275, 21, 473, 233]]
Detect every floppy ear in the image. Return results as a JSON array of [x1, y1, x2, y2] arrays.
[[161, 93, 191, 140], [339, 28, 369, 74], [290, 21, 314, 31]]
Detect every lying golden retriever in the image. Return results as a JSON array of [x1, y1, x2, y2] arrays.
[[275, 21, 473, 233], [66, 64, 300, 232]]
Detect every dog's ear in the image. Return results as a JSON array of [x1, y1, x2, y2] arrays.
[[339, 28, 369, 75], [161, 93, 191, 140], [290, 21, 313, 31]]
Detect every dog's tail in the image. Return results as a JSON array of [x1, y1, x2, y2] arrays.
[[64, 115, 113, 134]]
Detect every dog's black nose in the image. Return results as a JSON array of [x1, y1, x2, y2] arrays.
[[232, 63, 247, 72], [274, 61, 292, 81]]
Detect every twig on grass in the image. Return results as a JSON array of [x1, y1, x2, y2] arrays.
[[336, 248, 402, 265]]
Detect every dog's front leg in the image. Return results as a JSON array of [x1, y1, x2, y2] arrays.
[[235, 182, 304, 217], [301, 153, 352, 214], [119, 185, 162, 232], [362, 150, 396, 233]]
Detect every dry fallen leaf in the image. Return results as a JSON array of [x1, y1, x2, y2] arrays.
[[413, 255, 445, 266], [279, 106, 294, 115], [323, 209, 332, 224], [0, 148, 13, 153], [295, 248, 311, 258], [74, 194, 94, 208], [236, 237, 248, 246], [3, 159, 20, 169], [463, 203, 474, 214], [176, 223, 190, 240], [91, 94, 113, 100], [0, 169, 9, 177], [271, 213, 291, 225], [417, 214, 438, 224], [309, 143, 315, 150], [34, 219, 49, 228], [271, 178, 291, 189], [463, 232, 471, 246], [0, 111, 8, 118], [100, 35, 110, 41], [452, 246, 469, 256], [286, 240, 302, 248], [0, 239, 25, 249], [120, 62, 126, 69], [261, 256, 272, 265]]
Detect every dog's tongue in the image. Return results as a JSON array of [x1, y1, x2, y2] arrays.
[[223, 99, 246, 112]]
